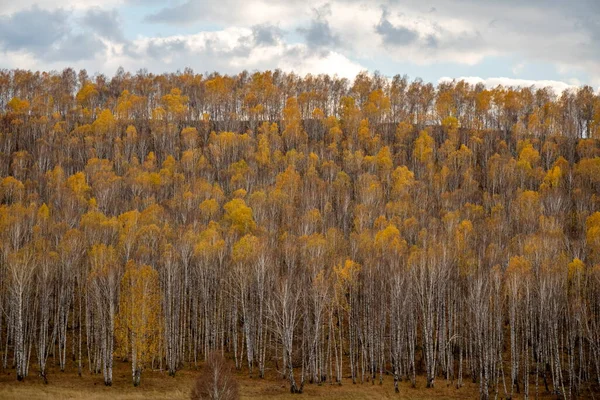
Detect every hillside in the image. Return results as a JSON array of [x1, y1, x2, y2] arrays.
[[0, 69, 599, 399]]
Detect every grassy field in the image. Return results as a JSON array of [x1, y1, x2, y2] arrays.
[[0, 360, 571, 399]]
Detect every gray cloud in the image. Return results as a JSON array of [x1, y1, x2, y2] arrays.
[[298, 18, 340, 49], [0, 6, 107, 62], [297, 4, 340, 50], [375, 10, 418, 46], [125, 0, 164, 5], [425, 21, 484, 52], [406, 0, 596, 54], [46, 33, 104, 62], [252, 24, 283, 46], [83, 8, 124, 42], [146, 38, 188, 59], [0, 6, 70, 53], [144, 1, 206, 25], [0, 0, 599, 87]]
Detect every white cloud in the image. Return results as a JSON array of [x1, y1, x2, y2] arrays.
[[438, 76, 581, 94], [144, 0, 310, 29], [279, 50, 363, 79], [512, 63, 525, 75], [0, 0, 124, 15], [329, 3, 495, 66], [79, 28, 364, 79], [0, 0, 599, 87]]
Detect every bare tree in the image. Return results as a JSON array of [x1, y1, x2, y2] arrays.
[[7, 247, 35, 381], [191, 352, 239, 400]]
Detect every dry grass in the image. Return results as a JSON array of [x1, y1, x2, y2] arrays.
[[0, 363, 189, 399], [0, 360, 569, 399]]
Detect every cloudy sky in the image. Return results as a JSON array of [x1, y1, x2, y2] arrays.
[[0, 0, 599, 91]]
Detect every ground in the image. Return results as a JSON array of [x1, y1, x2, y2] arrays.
[[0, 360, 569, 399]]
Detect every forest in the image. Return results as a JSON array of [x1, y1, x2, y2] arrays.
[[0, 68, 599, 399]]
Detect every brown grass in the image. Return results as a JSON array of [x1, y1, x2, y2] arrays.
[[0, 360, 568, 399]]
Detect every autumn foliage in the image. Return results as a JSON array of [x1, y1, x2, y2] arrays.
[[0, 68, 600, 398]]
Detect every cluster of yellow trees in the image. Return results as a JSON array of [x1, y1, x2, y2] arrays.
[[1, 68, 600, 398]]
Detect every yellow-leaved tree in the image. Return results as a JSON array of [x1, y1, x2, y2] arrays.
[[223, 198, 256, 236], [116, 260, 162, 386]]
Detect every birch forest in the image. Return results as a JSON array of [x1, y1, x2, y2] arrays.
[[1, 68, 600, 399]]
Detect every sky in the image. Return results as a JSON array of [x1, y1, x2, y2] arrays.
[[0, 0, 599, 92]]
